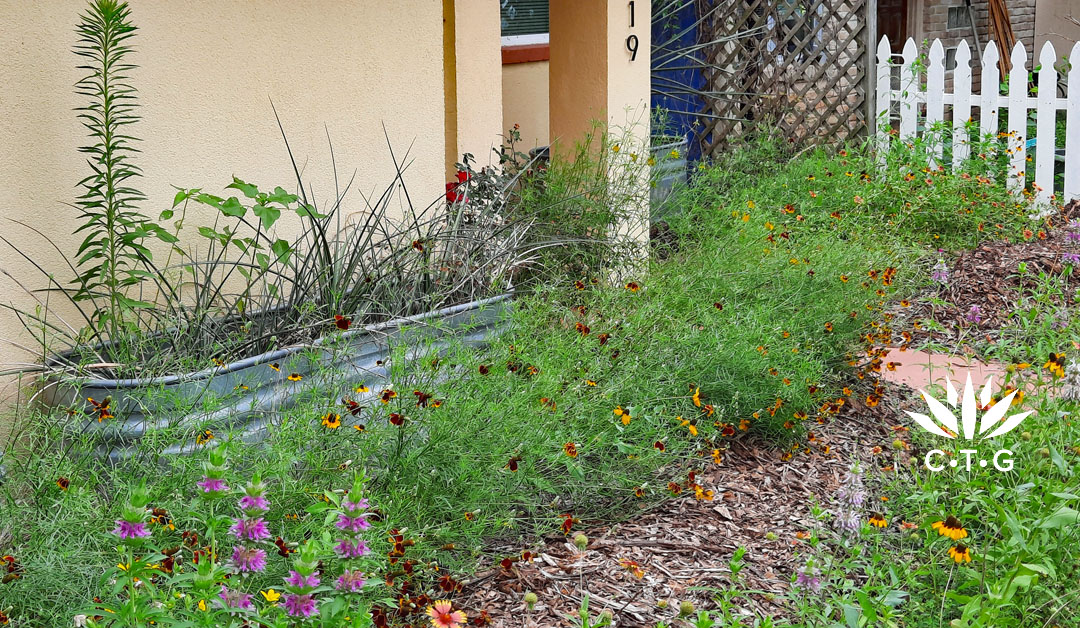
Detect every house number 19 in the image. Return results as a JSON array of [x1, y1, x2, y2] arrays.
[[626, 1, 638, 61]]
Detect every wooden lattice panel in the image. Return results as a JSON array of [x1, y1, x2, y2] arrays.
[[694, 0, 869, 157]]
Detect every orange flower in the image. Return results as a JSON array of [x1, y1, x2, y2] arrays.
[[625, 281, 640, 292], [948, 544, 972, 563], [932, 516, 968, 540], [691, 387, 702, 407], [619, 557, 645, 579], [563, 442, 578, 458]]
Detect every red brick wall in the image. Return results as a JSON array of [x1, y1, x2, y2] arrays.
[[917, 0, 1036, 88]]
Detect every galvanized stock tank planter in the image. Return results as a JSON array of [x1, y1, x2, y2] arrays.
[[41, 295, 513, 462]]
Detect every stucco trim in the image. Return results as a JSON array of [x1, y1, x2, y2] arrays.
[[502, 43, 550, 64]]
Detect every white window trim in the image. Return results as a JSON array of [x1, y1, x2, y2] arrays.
[[501, 33, 549, 47]]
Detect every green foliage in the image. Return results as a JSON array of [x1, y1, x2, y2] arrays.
[[0, 136, 1042, 626]]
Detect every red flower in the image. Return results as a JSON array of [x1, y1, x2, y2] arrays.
[[342, 398, 363, 416], [414, 390, 433, 407], [334, 315, 352, 331], [445, 171, 470, 204]]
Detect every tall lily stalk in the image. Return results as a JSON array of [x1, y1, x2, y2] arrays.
[[72, 0, 166, 340]]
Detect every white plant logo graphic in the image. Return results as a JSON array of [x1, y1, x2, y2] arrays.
[[907, 374, 1032, 441]]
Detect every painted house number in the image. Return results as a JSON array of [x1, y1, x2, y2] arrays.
[[626, 1, 638, 61]]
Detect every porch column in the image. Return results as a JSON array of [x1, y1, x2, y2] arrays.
[[549, 0, 651, 149], [443, 0, 503, 176], [549, 0, 652, 265]]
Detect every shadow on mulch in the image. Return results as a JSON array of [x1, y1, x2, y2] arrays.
[[458, 400, 897, 627], [905, 199, 1080, 348]]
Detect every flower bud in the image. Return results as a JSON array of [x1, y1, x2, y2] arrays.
[[656, 599, 668, 609], [574, 534, 589, 550], [892, 438, 906, 451], [524, 591, 538, 609], [599, 609, 613, 622], [765, 532, 778, 541], [679, 600, 695, 617], [193, 560, 216, 590], [1021, 431, 1032, 441], [1039, 447, 1051, 458]]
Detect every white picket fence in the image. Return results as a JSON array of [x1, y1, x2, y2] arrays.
[[875, 36, 1080, 205]]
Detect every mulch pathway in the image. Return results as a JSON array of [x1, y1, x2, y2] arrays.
[[458, 402, 895, 627]]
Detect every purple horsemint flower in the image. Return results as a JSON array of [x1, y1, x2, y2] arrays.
[[1067, 220, 1080, 243], [834, 462, 866, 536], [1052, 309, 1070, 330], [837, 509, 862, 532], [335, 569, 366, 593], [197, 477, 229, 494], [342, 497, 369, 514], [1061, 360, 1080, 401], [334, 538, 371, 559], [930, 259, 950, 285], [218, 585, 254, 610], [283, 593, 319, 618], [965, 305, 982, 324], [794, 563, 823, 594], [231, 545, 268, 573], [238, 494, 269, 514], [113, 520, 150, 541], [284, 570, 320, 590], [1064, 252, 1080, 265], [230, 517, 271, 542], [335, 514, 372, 533]]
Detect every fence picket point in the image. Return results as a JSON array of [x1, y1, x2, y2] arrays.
[[1034, 41, 1058, 205], [878, 36, 1071, 205], [876, 35, 892, 166], [1007, 42, 1029, 194], [1066, 42, 1080, 202], [953, 41, 972, 168], [899, 38, 919, 142], [926, 40, 946, 165]]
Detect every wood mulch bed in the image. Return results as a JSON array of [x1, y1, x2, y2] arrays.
[[458, 401, 896, 626], [904, 199, 1080, 348]]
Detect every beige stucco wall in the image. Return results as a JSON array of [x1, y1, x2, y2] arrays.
[[1034, 0, 1080, 56], [452, 0, 504, 168], [502, 60, 550, 150], [0, 0, 447, 414]]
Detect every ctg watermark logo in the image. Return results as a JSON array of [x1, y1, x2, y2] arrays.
[[906, 374, 1032, 472]]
